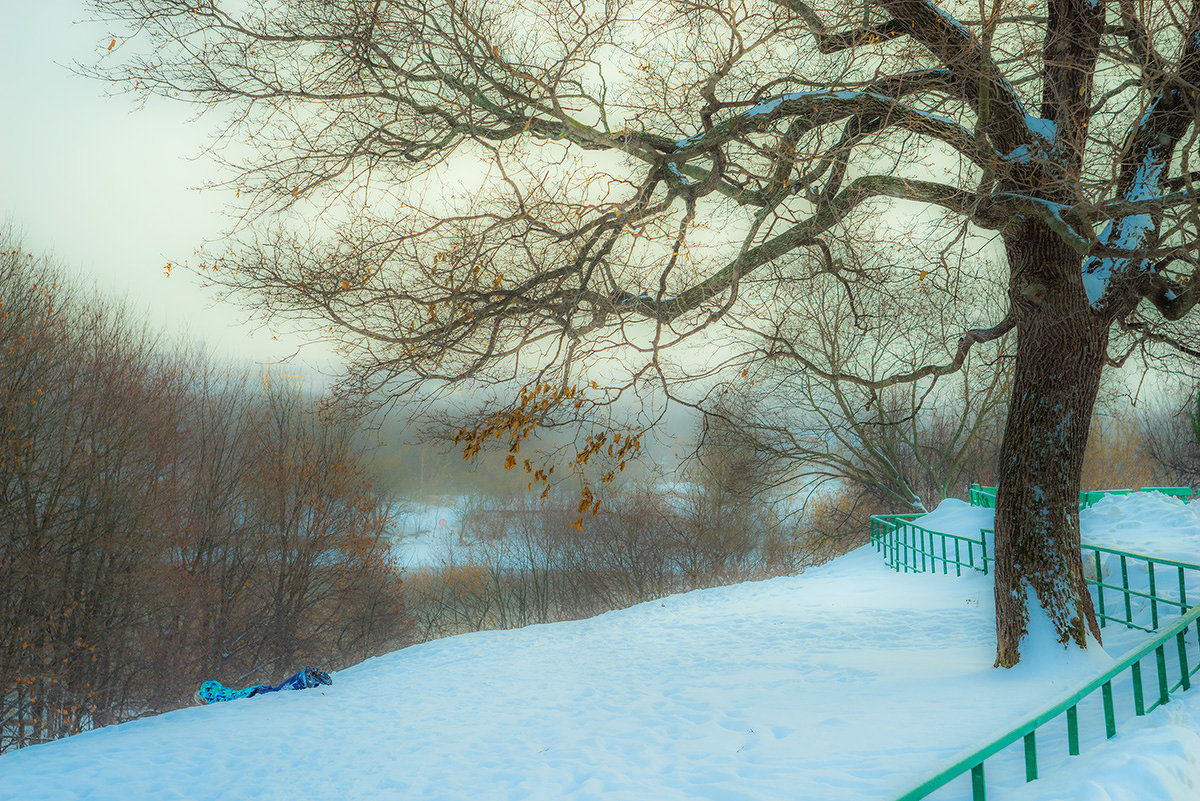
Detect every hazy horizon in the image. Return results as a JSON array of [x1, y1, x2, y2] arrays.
[[1, 1, 335, 371]]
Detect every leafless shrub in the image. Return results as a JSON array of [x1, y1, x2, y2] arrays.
[[0, 234, 408, 752]]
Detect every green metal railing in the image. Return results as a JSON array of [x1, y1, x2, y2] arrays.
[[896, 601, 1200, 801], [874, 485, 1199, 800], [967, 485, 997, 508], [1086, 543, 1198, 633], [968, 483, 1193, 510], [870, 514, 991, 576]]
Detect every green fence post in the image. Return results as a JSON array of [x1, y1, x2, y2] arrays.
[[1132, 661, 1146, 716], [1096, 550, 1106, 629], [1150, 562, 1159, 630], [892, 523, 899, 570], [979, 529, 989, 575], [1181, 566, 1189, 613], [971, 763, 986, 801], [1067, 705, 1080, 755], [1157, 645, 1170, 706], [1103, 681, 1116, 738], [955, 539, 962, 577], [1121, 555, 1133, 627], [1178, 631, 1191, 691], [1023, 731, 1038, 782]]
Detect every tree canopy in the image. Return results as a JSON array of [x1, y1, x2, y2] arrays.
[[91, 0, 1200, 665]]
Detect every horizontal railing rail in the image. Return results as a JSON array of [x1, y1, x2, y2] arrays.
[[969, 483, 1193, 510], [880, 485, 1199, 800]]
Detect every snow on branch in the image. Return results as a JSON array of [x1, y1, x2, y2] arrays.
[[873, 0, 1039, 153], [1081, 19, 1200, 313], [671, 88, 987, 166]]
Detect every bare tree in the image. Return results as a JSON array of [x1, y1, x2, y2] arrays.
[[1, 232, 408, 750], [702, 274, 1010, 512], [1138, 379, 1200, 486], [92, 0, 1200, 666]]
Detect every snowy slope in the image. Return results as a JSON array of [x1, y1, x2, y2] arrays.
[[4, 494, 1200, 800]]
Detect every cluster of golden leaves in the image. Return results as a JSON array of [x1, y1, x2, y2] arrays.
[[453, 381, 644, 531]]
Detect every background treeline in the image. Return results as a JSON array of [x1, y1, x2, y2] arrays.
[[0, 238, 406, 753], [394, 421, 890, 642], [390, 366, 1200, 644]]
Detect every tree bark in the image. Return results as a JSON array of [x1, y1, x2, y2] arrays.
[[993, 224, 1108, 668]]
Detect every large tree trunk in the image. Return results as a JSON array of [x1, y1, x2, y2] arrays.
[[993, 226, 1108, 668]]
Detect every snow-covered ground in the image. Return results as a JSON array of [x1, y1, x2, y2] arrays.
[[5, 493, 1200, 800], [388, 501, 469, 569]]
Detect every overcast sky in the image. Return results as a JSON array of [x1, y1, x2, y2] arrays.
[[1, 1, 333, 371]]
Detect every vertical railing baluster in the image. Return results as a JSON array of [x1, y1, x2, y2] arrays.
[[980, 529, 989, 575], [1181, 566, 1189, 614], [955, 539, 962, 577], [1121, 555, 1133, 627], [1178, 631, 1191, 691], [1150, 561, 1159, 630], [1132, 661, 1145, 716], [1023, 731, 1038, 782], [1157, 645, 1170, 706], [971, 763, 986, 801], [1067, 705, 1080, 755], [1096, 550, 1106, 629], [1103, 681, 1116, 738]]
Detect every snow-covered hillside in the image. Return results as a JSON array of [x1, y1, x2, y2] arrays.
[[5, 494, 1200, 800]]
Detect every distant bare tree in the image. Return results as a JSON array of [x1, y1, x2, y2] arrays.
[[700, 288, 1009, 514], [0, 233, 407, 751], [1139, 382, 1200, 488]]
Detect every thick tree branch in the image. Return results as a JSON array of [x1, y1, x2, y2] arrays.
[[1039, 0, 1105, 168], [1085, 0, 1200, 313], [873, 0, 1036, 155], [760, 312, 1016, 389], [609, 175, 985, 322], [1144, 255, 1200, 320]]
